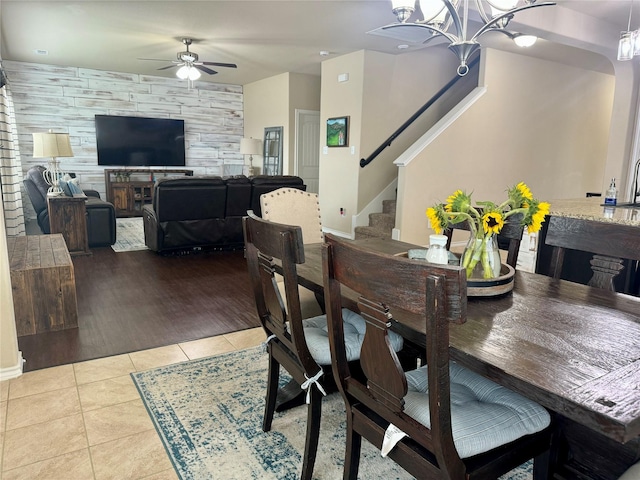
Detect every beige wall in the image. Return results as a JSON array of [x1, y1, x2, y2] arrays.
[[396, 48, 615, 245], [244, 72, 320, 175], [319, 47, 461, 235], [243, 73, 290, 175]]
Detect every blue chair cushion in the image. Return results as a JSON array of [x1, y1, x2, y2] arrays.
[[404, 362, 550, 458], [302, 308, 404, 365]]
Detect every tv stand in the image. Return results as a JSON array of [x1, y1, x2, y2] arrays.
[[104, 168, 193, 217]]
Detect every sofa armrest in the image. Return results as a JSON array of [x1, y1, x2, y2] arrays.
[[83, 189, 101, 199], [142, 204, 160, 252]]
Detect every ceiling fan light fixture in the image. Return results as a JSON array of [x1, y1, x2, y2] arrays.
[[188, 66, 201, 81], [176, 65, 190, 79]]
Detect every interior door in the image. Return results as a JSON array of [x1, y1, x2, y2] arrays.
[[295, 109, 320, 193]]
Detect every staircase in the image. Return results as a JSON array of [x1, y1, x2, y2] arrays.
[[354, 199, 396, 240]]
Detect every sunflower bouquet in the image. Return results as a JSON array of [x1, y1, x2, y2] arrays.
[[426, 182, 550, 279]]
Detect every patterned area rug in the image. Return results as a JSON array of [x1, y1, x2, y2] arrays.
[[111, 217, 147, 252], [131, 347, 534, 480]]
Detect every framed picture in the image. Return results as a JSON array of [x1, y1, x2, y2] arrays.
[[326, 116, 349, 147]]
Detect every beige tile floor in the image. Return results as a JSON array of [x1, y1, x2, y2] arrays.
[[0, 327, 266, 480]]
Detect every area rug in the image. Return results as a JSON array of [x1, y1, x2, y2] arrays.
[[112, 217, 147, 252], [131, 347, 534, 480]]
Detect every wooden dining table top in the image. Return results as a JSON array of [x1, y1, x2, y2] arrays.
[[294, 237, 640, 444]]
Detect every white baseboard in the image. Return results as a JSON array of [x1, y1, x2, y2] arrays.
[[0, 351, 24, 381]]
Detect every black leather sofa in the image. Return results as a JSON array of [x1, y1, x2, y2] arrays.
[[142, 174, 305, 253], [23, 165, 117, 247]]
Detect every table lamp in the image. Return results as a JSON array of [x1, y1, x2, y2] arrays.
[[240, 137, 262, 176], [32, 130, 74, 196]]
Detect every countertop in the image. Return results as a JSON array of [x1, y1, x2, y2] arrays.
[[548, 197, 640, 227]]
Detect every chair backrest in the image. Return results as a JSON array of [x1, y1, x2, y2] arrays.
[[152, 177, 227, 222], [249, 175, 306, 217], [260, 187, 323, 244], [243, 210, 320, 375], [544, 215, 640, 286], [23, 165, 49, 214], [444, 212, 525, 268], [321, 233, 468, 476]]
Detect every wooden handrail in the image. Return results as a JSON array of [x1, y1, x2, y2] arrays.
[[360, 54, 480, 168]]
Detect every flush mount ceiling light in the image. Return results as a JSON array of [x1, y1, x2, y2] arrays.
[[372, 0, 555, 76]]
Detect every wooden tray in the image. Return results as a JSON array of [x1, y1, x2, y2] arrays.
[[396, 251, 515, 297], [467, 263, 515, 297]]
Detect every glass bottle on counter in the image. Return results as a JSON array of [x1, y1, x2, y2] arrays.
[[426, 234, 449, 265], [604, 178, 617, 206]]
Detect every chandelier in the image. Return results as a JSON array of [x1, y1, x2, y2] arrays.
[[377, 0, 556, 76]]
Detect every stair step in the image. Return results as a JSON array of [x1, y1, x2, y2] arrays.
[[382, 199, 396, 215], [369, 212, 395, 231], [354, 226, 392, 241]]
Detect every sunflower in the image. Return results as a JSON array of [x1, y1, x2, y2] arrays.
[[482, 211, 504, 234], [526, 200, 551, 233], [445, 190, 471, 214], [426, 205, 448, 234], [507, 182, 534, 209]]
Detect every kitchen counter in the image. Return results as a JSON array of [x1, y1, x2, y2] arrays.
[[548, 197, 640, 226]]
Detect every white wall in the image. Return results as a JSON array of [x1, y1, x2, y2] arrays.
[[396, 48, 615, 245], [2, 61, 243, 219]]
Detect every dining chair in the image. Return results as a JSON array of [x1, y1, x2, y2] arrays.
[[260, 187, 323, 244], [321, 233, 553, 479], [544, 215, 640, 291], [242, 212, 404, 480], [260, 187, 325, 317], [444, 212, 525, 268]]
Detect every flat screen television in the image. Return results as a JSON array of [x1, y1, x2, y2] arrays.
[[95, 115, 186, 167]]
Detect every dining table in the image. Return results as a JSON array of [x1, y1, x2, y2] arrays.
[[291, 237, 640, 480]]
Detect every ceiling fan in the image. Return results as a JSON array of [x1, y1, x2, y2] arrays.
[[139, 38, 237, 79]]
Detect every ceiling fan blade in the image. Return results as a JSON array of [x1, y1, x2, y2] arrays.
[[156, 65, 177, 71], [201, 61, 237, 69], [138, 58, 174, 62], [195, 65, 218, 75]]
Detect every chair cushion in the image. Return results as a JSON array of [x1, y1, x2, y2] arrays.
[[404, 362, 550, 459], [302, 309, 404, 365]]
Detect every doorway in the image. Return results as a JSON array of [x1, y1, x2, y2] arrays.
[[295, 109, 320, 193]]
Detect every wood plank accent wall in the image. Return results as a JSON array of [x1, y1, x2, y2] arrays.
[[2, 61, 244, 220]]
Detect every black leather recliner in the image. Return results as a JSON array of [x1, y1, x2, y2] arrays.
[[142, 176, 229, 252], [142, 174, 307, 253], [23, 165, 116, 247]]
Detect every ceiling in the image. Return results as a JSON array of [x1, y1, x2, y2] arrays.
[[0, 1, 636, 86]]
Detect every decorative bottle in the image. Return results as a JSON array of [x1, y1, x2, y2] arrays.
[[426, 234, 449, 265], [604, 178, 617, 206]]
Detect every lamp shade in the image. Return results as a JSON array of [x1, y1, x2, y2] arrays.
[[32, 132, 74, 158], [240, 138, 262, 156]]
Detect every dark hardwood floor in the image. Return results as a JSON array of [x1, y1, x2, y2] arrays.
[[17, 245, 260, 372]]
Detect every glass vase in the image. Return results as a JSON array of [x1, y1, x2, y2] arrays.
[[460, 233, 501, 279]]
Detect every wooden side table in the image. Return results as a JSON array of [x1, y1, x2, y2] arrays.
[[47, 195, 91, 256], [7, 234, 79, 336]]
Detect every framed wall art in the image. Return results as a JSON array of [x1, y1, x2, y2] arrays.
[[326, 116, 349, 147]]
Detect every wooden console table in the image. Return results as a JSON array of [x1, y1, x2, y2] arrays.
[[104, 168, 193, 217], [7, 234, 79, 336], [47, 195, 91, 256]]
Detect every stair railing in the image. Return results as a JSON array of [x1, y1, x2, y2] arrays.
[[360, 55, 480, 168]]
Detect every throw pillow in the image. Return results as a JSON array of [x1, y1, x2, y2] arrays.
[[68, 178, 83, 195], [58, 180, 72, 197]]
